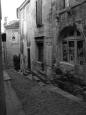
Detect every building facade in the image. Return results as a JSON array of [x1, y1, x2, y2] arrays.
[[57, 0, 86, 81], [17, 0, 86, 80], [4, 20, 20, 67], [17, 0, 58, 77]]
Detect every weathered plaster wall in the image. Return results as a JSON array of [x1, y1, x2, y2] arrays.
[[19, 0, 61, 75]]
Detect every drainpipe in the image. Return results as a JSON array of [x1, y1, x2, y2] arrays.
[[0, 0, 7, 114]]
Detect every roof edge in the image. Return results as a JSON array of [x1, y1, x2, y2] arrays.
[[18, 0, 30, 11], [4, 20, 19, 29]]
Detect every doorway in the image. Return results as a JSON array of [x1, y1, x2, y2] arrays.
[[27, 48, 31, 69]]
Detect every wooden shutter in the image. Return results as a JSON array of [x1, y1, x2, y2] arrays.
[[2, 33, 6, 42], [36, 0, 42, 27]]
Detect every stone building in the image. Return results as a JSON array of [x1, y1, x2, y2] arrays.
[[57, 0, 86, 81], [17, 0, 86, 80], [17, 0, 58, 77], [4, 20, 20, 67]]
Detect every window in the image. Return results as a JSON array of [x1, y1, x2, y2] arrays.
[[63, 41, 68, 61], [36, 0, 42, 27], [77, 40, 84, 65], [62, 39, 84, 65], [63, 0, 70, 8], [65, 0, 70, 7], [12, 36, 15, 40], [2, 33, 6, 42]]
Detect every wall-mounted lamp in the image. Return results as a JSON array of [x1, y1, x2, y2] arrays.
[[56, 14, 60, 23]]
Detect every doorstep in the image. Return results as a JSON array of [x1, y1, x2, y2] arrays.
[[17, 69, 84, 103], [44, 84, 83, 103], [25, 73, 83, 103]]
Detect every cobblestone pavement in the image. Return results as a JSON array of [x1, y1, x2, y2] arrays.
[[6, 69, 86, 115]]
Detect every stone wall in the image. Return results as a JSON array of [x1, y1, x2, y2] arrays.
[[19, 0, 86, 79], [57, 1, 86, 81]]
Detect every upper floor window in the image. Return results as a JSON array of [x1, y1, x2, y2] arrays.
[[65, 0, 70, 7], [36, 0, 42, 27], [12, 36, 15, 40], [63, 0, 70, 8]]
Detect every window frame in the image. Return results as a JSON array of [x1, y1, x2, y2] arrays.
[[62, 37, 85, 65]]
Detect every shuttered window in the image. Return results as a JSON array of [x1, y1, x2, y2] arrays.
[[36, 0, 42, 27], [63, 0, 70, 8], [65, 0, 70, 7]]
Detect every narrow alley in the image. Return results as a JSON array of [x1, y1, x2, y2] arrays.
[[1, 0, 86, 115]]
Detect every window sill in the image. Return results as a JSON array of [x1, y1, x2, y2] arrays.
[[37, 24, 43, 28], [60, 61, 74, 67]]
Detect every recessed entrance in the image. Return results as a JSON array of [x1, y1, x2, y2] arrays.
[[27, 48, 31, 69]]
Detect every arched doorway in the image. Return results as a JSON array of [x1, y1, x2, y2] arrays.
[[58, 25, 85, 65]]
